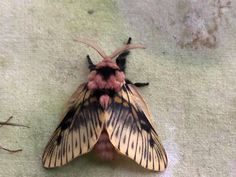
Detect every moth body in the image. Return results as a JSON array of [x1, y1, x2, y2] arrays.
[[42, 38, 167, 172], [88, 58, 126, 159]]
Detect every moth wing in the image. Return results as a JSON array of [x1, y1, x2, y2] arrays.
[[42, 83, 104, 168], [106, 84, 167, 171]]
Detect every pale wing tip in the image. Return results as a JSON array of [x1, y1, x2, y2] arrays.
[[42, 152, 55, 169], [147, 163, 167, 172], [42, 159, 59, 169]]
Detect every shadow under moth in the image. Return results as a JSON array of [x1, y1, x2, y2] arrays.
[[0, 116, 29, 153], [42, 38, 167, 171]]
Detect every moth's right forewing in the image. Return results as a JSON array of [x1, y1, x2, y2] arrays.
[[42, 83, 104, 168], [106, 84, 167, 171]]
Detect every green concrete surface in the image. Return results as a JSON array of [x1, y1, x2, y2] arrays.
[[0, 0, 235, 176]]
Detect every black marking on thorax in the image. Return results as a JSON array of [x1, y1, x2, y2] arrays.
[[93, 89, 116, 99], [96, 67, 117, 80]]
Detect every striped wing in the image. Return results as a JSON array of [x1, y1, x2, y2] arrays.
[[42, 84, 104, 168], [106, 84, 167, 171]]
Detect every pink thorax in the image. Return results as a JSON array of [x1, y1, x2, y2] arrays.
[[87, 58, 125, 92], [87, 68, 125, 92]]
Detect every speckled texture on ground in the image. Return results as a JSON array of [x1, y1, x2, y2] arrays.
[[0, 0, 236, 177]]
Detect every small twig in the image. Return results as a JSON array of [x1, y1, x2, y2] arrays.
[[0, 116, 30, 128], [0, 145, 22, 153], [0, 122, 30, 128], [0, 116, 28, 153], [0, 116, 13, 127]]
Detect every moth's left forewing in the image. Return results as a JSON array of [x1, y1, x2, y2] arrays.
[[106, 84, 167, 171], [42, 84, 104, 168]]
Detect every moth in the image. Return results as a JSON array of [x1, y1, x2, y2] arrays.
[[0, 116, 29, 153], [42, 38, 167, 171]]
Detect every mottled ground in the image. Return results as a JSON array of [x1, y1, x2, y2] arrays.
[[0, 0, 235, 177]]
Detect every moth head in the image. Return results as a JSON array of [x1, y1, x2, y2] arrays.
[[73, 38, 145, 70], [74, 38, 145, 90]]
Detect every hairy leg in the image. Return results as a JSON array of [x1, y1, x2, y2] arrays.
[[87, 55, 96, 70], [125, 79, 149, 87], [134, 82, 149, 87], [116, 37, 132, 72]]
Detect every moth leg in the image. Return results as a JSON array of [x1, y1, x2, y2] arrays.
[[126, 79, 149, 87], [134, 82, 149, 87], [116, 37, 132, 72], [87, 55, 96, 70]]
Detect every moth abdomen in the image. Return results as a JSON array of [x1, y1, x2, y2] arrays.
[[93, 130, 116, 161]]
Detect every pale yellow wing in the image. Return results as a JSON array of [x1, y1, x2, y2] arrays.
[[106, 84, 167, 171], [42, 84, 104, 168]]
